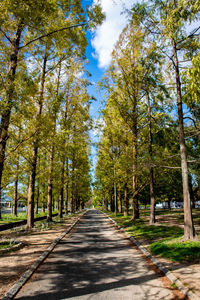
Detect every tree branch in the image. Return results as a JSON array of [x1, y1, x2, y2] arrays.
[[5, 131, 37, 160], [0, 27, 13, 44], [19, 22, 88, 50], [45, 54, 70, 75], [153, 164, 181, 169]]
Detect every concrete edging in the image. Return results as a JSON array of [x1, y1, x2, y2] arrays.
[[104, 212, 198, 300], [2, 213, 84, 300]]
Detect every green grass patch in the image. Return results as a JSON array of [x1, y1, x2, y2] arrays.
[[107, 211, 183, 242], [105, 209, 200, 263], [0, 213, 27, 224], [0, 241, 12, 249], [127, 224, 183, 241], [150, 239, 200, 262], [0, 239, 18, 249], [0, 211, 58, 225]]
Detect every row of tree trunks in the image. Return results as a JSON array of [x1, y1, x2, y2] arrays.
[[0, 23, 23, 219]]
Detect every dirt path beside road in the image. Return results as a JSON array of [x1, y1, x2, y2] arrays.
[[0, 214, 80, 299]]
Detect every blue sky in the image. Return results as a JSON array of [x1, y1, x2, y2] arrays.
[[84, 0, 133, 180]]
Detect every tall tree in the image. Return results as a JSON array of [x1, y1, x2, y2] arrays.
[[131, 0, 199, 239]]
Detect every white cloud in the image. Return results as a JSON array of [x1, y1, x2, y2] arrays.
[[91, 0, 133, 69]]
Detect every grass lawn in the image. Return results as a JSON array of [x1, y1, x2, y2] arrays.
[[107, 211, 200, 263], [150, 240, 200, 262], [0, 211, 58, 225]]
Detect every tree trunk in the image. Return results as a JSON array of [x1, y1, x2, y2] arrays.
[[147, 94, 156, 225], [104, 195, 108, 210], [81, 201, 84, 209], [35, 184, 39, 215], [52, 197, 55, 211], [173, 41, 196, 240], [189, 176, 195, 209], [13, 159, 19, 217], [47, 145, 54, 222], [124, 126, 129, 216], [65, 158, 69, 215], [42, 183, 46, 213], [27, 145, 38, 228], [13, 178, 18, 217], [71, 154, 75, 214], [47, 64, 61, 221], [59, 158, 65, 219], [76, 196, 80, 211], [118, 192, 123, 213], [132, 127, 139, 219], [168, 197, 171, 210], [110, 189, 115, 212], [0, 24, 22, 218], [27, 46, 47, 229], [124, 184, 129, 216], [59, 188, 64, 219]]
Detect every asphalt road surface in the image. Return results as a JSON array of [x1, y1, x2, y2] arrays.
[[15, 210, 174, 299]]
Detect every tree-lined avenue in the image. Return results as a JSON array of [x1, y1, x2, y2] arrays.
[[15, 210, 175, 300]]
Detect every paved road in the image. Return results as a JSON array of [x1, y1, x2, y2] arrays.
[[15, 210, 174, 299]]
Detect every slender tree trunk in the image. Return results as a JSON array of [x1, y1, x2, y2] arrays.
[[65, 158, 69, 215], [71, 154, 75, 214], [124, 126, 129, 216], [189, 177, 195, 209], [0, 24, 23, 219], [59, 189, 64, 218], [81, 201, 84, 209], [47, 145, 54, 222], [42, 183, 46, 213], [76, 196, 80, 211], [59, 158, 65, 219], [70, 196, 74, 214], [27, 145, 38, 228], [118, 192, 123, 213], [35, 184, 39, 215], [52, 197, 55, 211], [13, 158, 19, 217], [27, 47, 47, 229], [147, 94, 156, 225], [132, 125, 139, 219], [47, 63, 61, 221], [13, 178, 19, 217], [173, 41, 196, 240], [110, 189, 115, 212], [104, 195, 108, 210], [124, 184, 129, 216]]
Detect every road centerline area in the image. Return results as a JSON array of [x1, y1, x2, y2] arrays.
[[15, 210, 175, 300]]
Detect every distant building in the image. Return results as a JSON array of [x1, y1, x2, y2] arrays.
[[156, 201, 184, 209], [1, 195, 12, 208]]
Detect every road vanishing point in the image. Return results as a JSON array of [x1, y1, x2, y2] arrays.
[[14, 210, 176, 299]]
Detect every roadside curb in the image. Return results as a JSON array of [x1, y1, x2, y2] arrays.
[[2, 213, 84, 300], [104, 212, 198, 300]]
